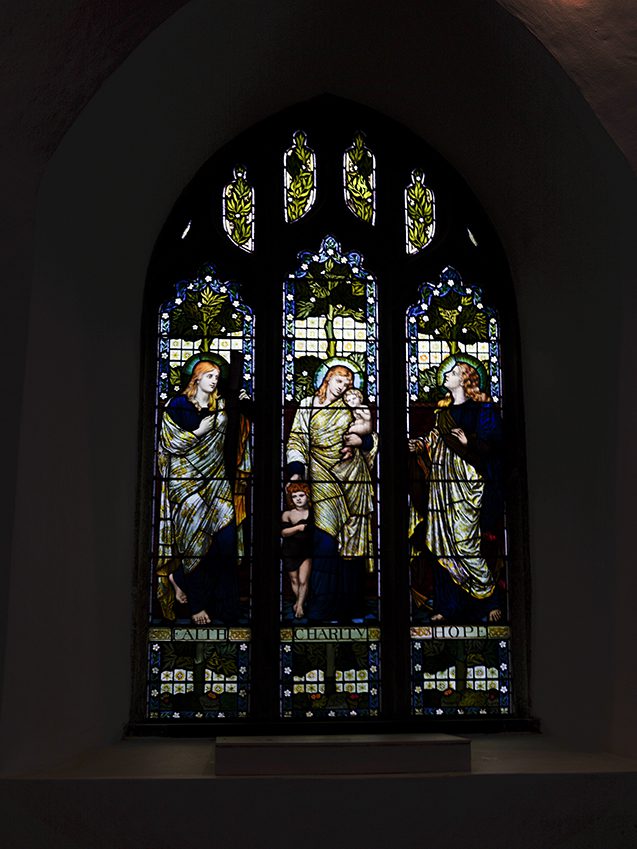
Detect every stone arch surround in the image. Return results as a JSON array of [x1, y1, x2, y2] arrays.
[[2, 0, 636, 783]]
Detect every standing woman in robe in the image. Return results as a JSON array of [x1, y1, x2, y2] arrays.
[[157, 359, 249, 625], [286, 364, 377, 622], [409, 356, 503, 623]]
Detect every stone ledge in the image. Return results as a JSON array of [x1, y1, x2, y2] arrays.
[[215, 733, 470, 775]]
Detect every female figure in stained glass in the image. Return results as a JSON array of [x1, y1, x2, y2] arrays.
[[286, 363, 377, 622], [409, 355, 503, 623], [157, 358, 249, 625]]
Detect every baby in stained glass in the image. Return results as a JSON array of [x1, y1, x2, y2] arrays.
[[339, 388, 372, 460], [332, 387, 375, 562]]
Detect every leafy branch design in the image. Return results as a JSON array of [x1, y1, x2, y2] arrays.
[[344, 133, 375, 223], [285, 131, 316, 222], [406, 170, 435, 252], [223, 165, 254, 251], [294, 254, 366, 359]]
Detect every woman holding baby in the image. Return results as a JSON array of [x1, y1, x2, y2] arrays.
[[285, 364, 377, 622]]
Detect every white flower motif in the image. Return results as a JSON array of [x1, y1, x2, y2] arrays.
[[415, 686, 422, 693], [172, 712, 180, 719], [499, 641, 507, 648], [239, 666, 247, 674], [328, 711, 336, 717], [284, 690, 291, 697], [152, 644, 160, 651], [160, 392, 167, 400], [205, 276, 213, 283], [162, 312, 169, 319], [286, 354, 293, 361], [195, 712, 203, 718], [192, 324, 198, 330], [188, 283, 194, 289], [220, 286, 227, 293], [175, 298, 182, 305], [283, 645, 291, 652], [240, 644, 247, 651], [151, 667, 159, 675], [151, 689, 159, 697], [287, 293, 294, 301], [436, 708, 443, 715], [306, 711, 314, 718], [414, 663, 422, 672], [501, 686, 508, 694], [218, 712, 225, 718], [349, 710, 357, 716], [284, 667, 291, 675], [500, 663, 508, 671]]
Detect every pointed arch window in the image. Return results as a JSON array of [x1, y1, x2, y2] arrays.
[[134, 97, 530, 732]]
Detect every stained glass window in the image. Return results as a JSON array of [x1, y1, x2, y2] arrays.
[[405, 169, 435, 253], [343, 132, 376, 224], [147, 265, 254, 720], [137, 97, 528, 733], [284, 131, 316, 222], [406, 267, 511, 716], [223, 166, 255, 252], [281, 235, 380, 718]]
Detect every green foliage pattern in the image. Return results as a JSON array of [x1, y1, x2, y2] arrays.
[[345, 133, 374, 223], [224, 166, 253, 249], [285, 132, 315, 221], [294, 255, 367, 360], [406, 170, 435, 251], [170, 286, 242, 358], [419, 291, 488, 352]]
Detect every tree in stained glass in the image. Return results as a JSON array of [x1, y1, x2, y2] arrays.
[[223, 165, 255, 252], [284, 131, 316, 222], [280, 235, 381, 719], [405, 169, 435, 253], [148, 264, 254, 720], [405, 267, 512, 716], [343, 132, 376, 224]]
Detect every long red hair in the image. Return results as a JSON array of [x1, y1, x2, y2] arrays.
[[183, 361, 221, 410], [316, 365, 354, 403]]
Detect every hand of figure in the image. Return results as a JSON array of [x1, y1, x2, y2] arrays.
[[408, 438, 424, 453], [343, 432, 362, 448], [289, 473, 301, 482], [195, 415, 215, 436], [340, 445, 353, 460], [451, 427, 468, 445]]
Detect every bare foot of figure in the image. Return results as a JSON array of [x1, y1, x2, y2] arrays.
[[192, 609, 211, 625], [295, 605, 305, 619], [488, 608, 502, 623], [431, 613, 446, 623], [169, 572, 187, 604]]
